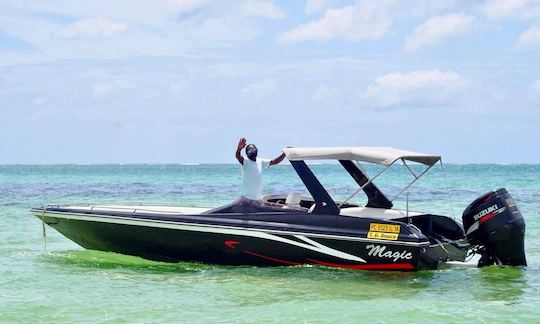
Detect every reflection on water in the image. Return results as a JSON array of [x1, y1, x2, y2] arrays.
[[42, 250, 218, 273], [42, 248, 444, 302], [475, 266, 528, 304]]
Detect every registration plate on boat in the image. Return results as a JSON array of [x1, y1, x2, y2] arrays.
[[369, 223, 401, 233]]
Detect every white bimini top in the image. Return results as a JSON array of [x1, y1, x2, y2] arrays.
[[283, 146, 440, 166]]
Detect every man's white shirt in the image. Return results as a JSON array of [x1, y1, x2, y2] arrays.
[[241, 158, 270, 200]]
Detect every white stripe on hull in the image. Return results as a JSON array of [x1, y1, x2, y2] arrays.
[[32, 210, 428, 249], [294, 235, 366, 262]]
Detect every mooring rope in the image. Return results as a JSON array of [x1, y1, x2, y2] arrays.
[[41, 205, 48, 251]]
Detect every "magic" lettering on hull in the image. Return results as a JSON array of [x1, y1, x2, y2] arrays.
[[366, 244, 413, 262]]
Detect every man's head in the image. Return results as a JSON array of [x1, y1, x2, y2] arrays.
[[245, 144, 258, 161]]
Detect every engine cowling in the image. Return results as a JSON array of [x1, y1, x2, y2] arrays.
[[462, 188, 526, 267]]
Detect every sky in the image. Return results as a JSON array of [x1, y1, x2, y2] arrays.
[[0, 0, 539, 164]]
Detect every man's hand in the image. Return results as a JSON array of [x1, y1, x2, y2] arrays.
[[237, 137, 247, 150], [236, 137, 246, 165]]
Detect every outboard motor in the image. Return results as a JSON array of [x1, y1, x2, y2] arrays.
[[462, 188, 526, 267]]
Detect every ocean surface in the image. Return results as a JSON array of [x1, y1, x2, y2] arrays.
[[1, 164, 539, 323]]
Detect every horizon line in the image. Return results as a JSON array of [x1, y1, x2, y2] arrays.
[[1, 162, 539, 166]]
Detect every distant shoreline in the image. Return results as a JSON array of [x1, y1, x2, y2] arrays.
[[1, 163, 539, 166]]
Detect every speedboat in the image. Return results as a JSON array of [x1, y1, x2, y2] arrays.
[[31, 147, 526, 271]]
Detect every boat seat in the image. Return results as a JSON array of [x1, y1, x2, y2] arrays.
[[285, 192, 302, 207]]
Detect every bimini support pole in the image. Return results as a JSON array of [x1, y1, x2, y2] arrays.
[[390, 162, 436, 202], [439, 158, 457, 219], [402, 158, 418, 179], [339, 161, 395, 207], [406, 192, 411, 224]]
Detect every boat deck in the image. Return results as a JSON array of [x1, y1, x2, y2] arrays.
[[43, 205, 212, 215], [38, 203, 422, 220]]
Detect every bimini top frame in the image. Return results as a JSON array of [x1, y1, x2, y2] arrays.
[[283, 147, 441, 214], [283, 146, 440, 167]]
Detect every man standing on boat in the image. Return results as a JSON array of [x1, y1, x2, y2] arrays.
[[235, 137, 286, 200]]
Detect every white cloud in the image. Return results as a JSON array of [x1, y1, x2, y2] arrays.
[[483, 0, 525, 20], [482, 0, 540, 21], [304, 0, 335, 15], [360, 70, 471, 107], [279, 1, 460, 43], [241, 0, 286, 19], [55, 17, 127, 39], [0, 1, 263, 64], [515, 25, 540, 48], [405, 13, 475, 52], [278, 2, 392, 43], [241, 78, 276, 100], [166, 0, 208, 16]]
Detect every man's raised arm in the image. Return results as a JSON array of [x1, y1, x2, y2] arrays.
[[270, 152, 286, 166], [236, 137, 246, 165]]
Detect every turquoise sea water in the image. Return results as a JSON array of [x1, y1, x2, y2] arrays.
[[1, 164, 539, 322]]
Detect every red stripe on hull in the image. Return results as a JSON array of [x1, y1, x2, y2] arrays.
[[306, 258, 415, 270], [242, 250, 415, 270], [224, 240, 239, 249]]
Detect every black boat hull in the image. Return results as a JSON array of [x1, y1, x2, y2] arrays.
[[34, 210, 439, 271]]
